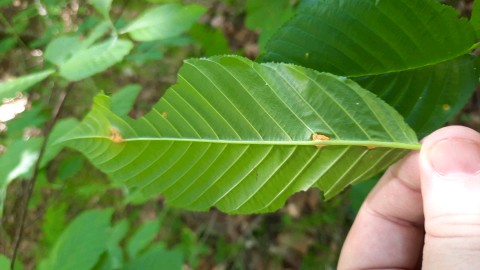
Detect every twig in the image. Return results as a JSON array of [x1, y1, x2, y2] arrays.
[[10, 89, 69, 270]]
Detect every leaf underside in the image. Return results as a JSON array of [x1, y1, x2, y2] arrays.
[[61, 55, 418, 214]]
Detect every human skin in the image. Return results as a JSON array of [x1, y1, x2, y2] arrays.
[[338, 126, 480, 269]]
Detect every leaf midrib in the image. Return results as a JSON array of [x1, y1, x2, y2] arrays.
[[63, 136, 421, 150]]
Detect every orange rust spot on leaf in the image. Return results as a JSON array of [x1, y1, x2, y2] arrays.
[[109, 127, 124, 143], [162, 112, 168, 118], [312, 133, 330, 149], [367, 145, 376, 149]]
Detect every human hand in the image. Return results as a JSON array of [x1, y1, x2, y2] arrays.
[[338, 126, 480, 269]]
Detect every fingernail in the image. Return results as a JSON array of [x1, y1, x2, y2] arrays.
[[427, 139, 480, 176]]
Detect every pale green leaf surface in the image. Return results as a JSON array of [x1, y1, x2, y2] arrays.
[[82, 21, 111, 48], [260, 0, 476, 77], [111, 84, 142, 116], [120, 3, 206, 41], [245, 0, 294, 50], [45, 36, 84, 66], [61, 56, 419, 214], [0, 138, 42, 217], [127, 218, 161, 259], [0, 69, 55, 100], [59, 38, 133, 81], [88, 0, 112, 19], [40, 209, 112, 270], [123, 244, 183, 270]]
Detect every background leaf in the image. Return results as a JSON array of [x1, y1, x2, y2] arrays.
[[126, 218, 162, 259], [38, 209, 113, 270], [245, 0, 294, 51], [111, 84, 142, 116], [123, 244, 183, 270], [45, 36, 84, 66], [61, 56, 419, 214], [59, 38, 133, 81], [88, 0, 112, 19], [120, 3, 206, 41], [0, 69, 55, 100], [260, 0, 476, 76]]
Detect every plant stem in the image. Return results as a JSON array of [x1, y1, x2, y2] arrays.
[[10, 89, 69, 270]]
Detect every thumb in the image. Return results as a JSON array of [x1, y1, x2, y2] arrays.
[[420, 126, 480, 269]]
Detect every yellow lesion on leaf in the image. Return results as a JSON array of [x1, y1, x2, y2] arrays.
[[109, 127, 124, 143], [366, 145, 376, 149], [162, 111, 168, 118], [312, 133, 330, 149]]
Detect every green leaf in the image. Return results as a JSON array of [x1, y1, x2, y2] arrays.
[[83, 20, 111, 48], [45, 36, 84, 66], [39, 209, 112, 270], [59, 38, 133, 81], [88, 0, 112, 19], [0, 69, 55, 100], [111, 84, 142, 116], [123, 244, 183, 270], [190, 24, 231, 56], [127, 218, 161, 259], [0, 138, 42, 217], [471, 0, 480, 38], [245, 0, 294, 50], [355, 55, 479, 137], [120, 3, 206, 41], [60, 55, 419, 214], [104, 219, 129, 269], [40, 118, 80, 167], [260, 0, 476, 77]]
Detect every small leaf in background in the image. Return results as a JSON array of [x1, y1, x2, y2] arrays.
[[123, 244, 183, 270], [40, 202, 68, 252], [103, 219, 130, 269], [471, 0, 480, 38], [111, 84, 142, 116], [82, 20, 111, 48], [120, 3, 206, 41], [6, 105, 48, 138], [38, 209, 113, 270], [44, 36, 84, 66], [0, 69, 55, 100], [127, 218, 162, 259], [0, 138, 42, 217], [88, 0, 113, 20], [0, 37, 16, 58], [0, 253, 24, 270], [190, 23, 231, 56], [58, 154, 85, 181], [245, 0, 294, 51], [40, 118, 80, 168], [59, 38, 133, 81], [126, 41, 166, 63]]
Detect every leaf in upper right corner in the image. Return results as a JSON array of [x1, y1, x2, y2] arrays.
[[120, 3, 206, 42], [260, 0, 476, 76], [471, 0, 480, 38]]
